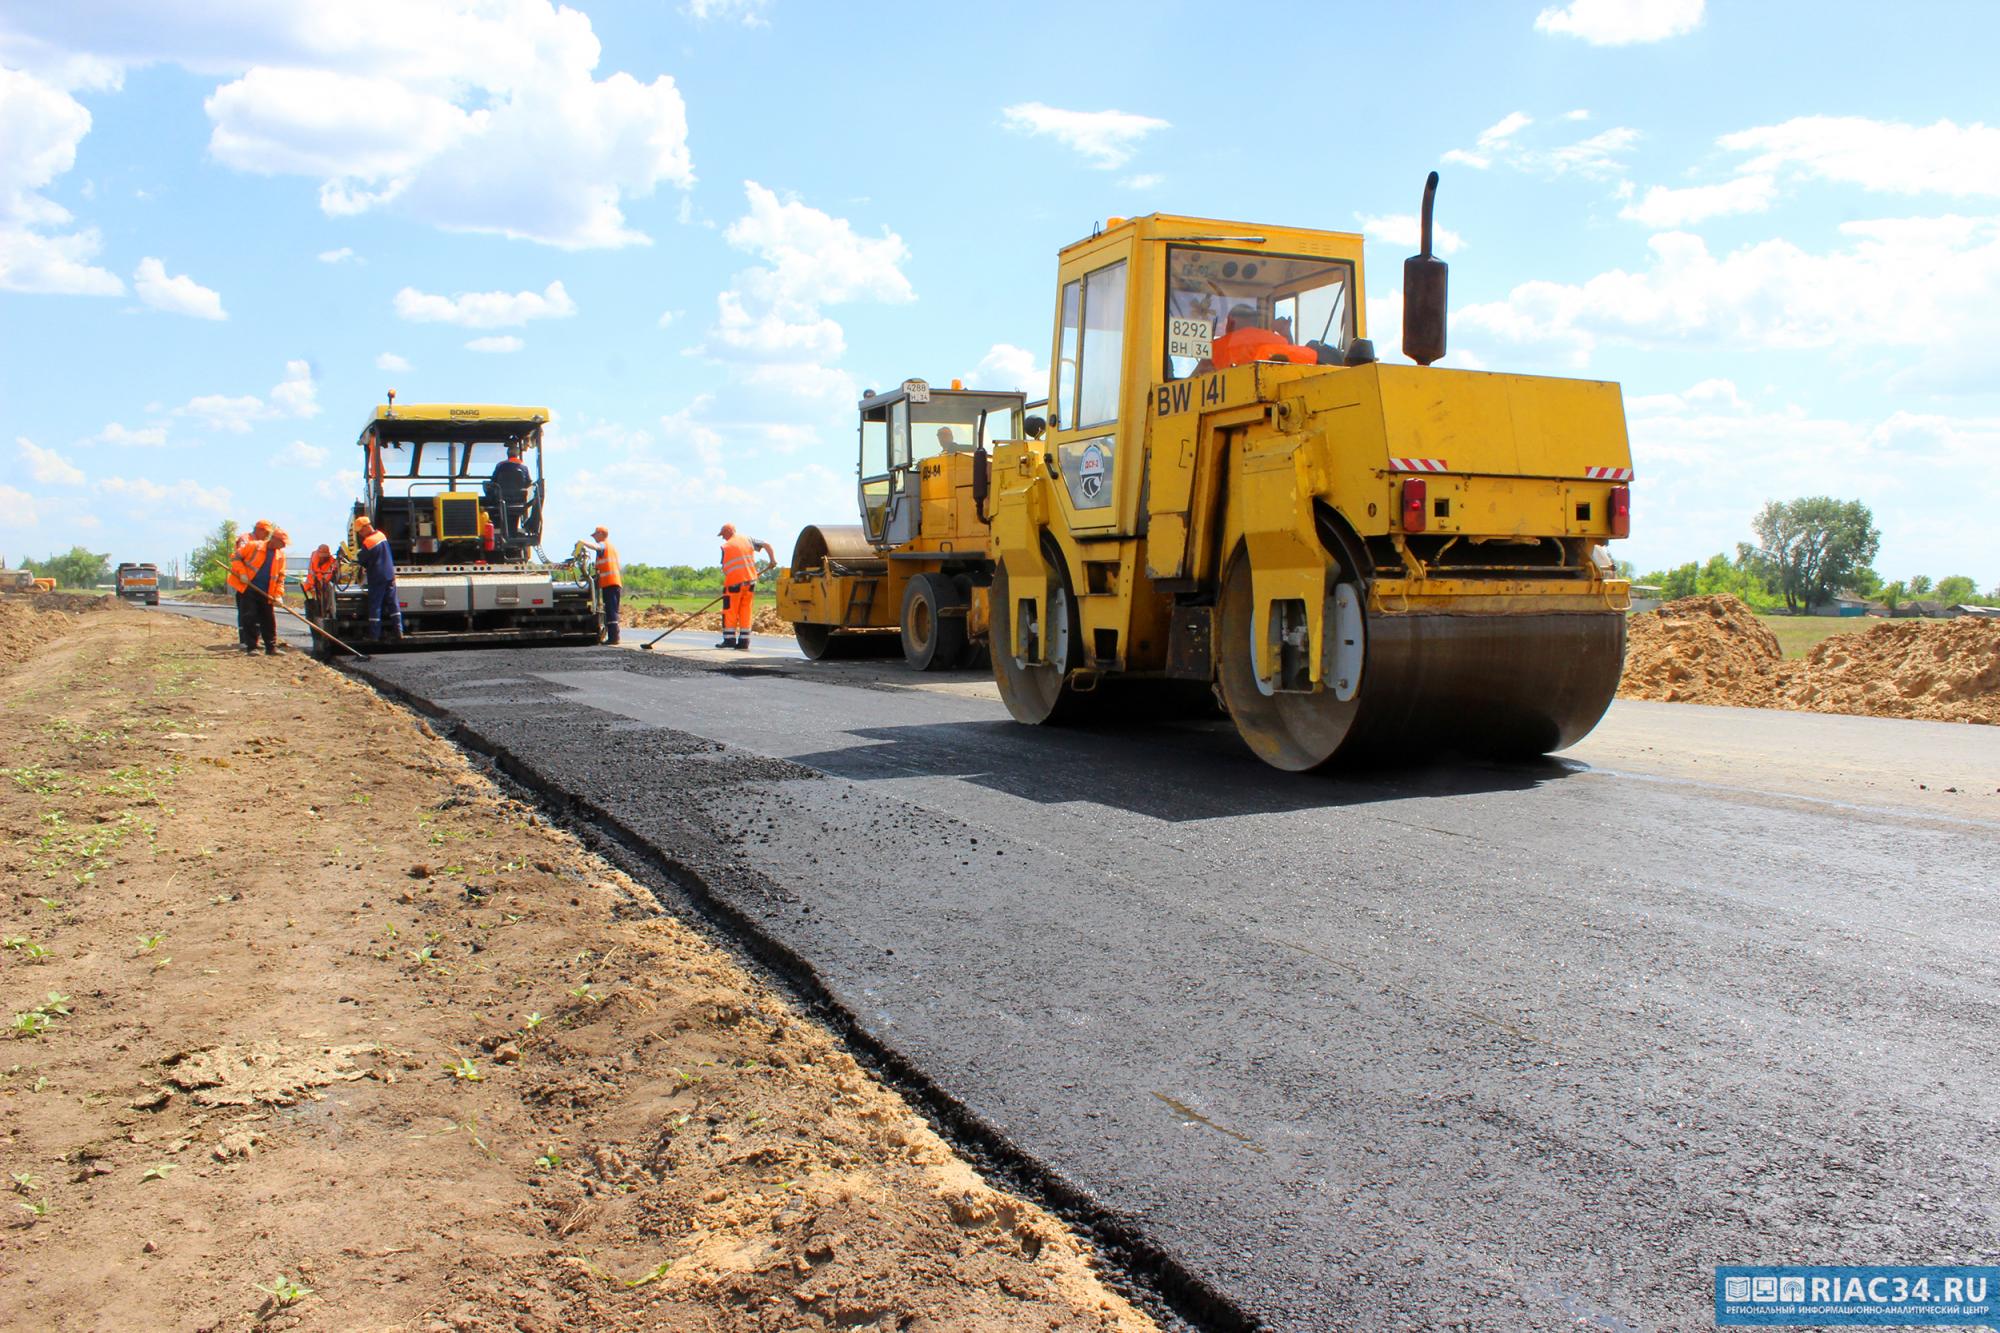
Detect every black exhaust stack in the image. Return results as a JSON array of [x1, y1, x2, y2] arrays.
[[1401, 172, 1448, 367]]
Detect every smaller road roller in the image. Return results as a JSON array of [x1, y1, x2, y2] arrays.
[[777, 379, 1025, 668]]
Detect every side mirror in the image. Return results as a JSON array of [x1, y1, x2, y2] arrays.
[[1024, 415, 1047, 440], [1401, 171, 1448, 367]]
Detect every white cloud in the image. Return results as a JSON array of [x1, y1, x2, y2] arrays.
[[1121, 173, 1164, 191], [1717, 117, 2000, 198], [1564, 109, 1592, 122], [315, 469, 361, 504], [656, 308, 681, 329], [1619, 174, 1777, 228], [1622, 381, 2000, 584], [0, 483, 38, 527], [1481, 112, 1533, 148], [1001, 102, 1169, 170], [274, 440, 327, 467], [707, 290, 844, 363], [683, 0, 771, 25], [723, 182, 912, 307], [1442, 114, 1638, 180], [133, 256, 226, 319], [86, 421, 169, 447], [1534, 0, 1704, 45], [5, 1, 694, 250], [466, 335, 524, 353], [964, 344, 1048, 395], [375, 351, 411, 372], [317, 246, 357, 263], [99, 475, 232, 515], [268, 359, 319, 417], [0, 65, 123, 295], [394, 280, 576, 328], [1454, 214, 2000, 369], [1357, 213, 1466, 256], [18, 435, 85, 485]]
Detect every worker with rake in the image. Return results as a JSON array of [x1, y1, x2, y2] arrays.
[[716, 523, 775, 651]]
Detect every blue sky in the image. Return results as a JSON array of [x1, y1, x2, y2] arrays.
[[3, 0, 1996, 588]]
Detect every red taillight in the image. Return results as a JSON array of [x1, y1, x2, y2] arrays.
[[1609, 485, 1631, 538], [1400, 478, 1427, 533]]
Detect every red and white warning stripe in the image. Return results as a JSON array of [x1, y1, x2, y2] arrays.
[[1388, 457, 1449, 473], [1584, 465, 1633, 481]]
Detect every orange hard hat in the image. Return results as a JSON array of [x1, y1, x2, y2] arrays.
[[314, 544, 331, 557], [593, 525, 608, 538], [251, 519, 273, 537], [717, 523, 736, 538], [353, 516, 373, 532]]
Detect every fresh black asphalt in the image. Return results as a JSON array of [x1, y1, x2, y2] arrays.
[[156, 609, 2000, 1331]]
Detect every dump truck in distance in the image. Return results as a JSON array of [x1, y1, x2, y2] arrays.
[[115, 563, 160, 605], [988, 182, 1634, 770], [310, 399, 601, 653]]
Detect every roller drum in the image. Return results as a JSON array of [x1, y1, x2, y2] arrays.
[[790, 524, 886, 575]]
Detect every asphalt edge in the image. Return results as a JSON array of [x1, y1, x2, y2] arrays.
[[346, 662, 1259, 1333]]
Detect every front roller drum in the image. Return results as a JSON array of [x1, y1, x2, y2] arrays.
[[1217, 557, 1626, 770]]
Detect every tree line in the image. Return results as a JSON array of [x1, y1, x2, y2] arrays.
[[1637, 497, 1997, 612]]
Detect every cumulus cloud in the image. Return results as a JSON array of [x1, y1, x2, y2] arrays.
[[466, 335, 524, 353], [1443, 114, 1638, 179], [1002, 102, 1169, 170], [963, 343, 1048, 394], [0, 483, 38, 526], [87, 421, 169, 447], [682, 0, 770, 25], [1717, 116, 2000, 198], [172, 359, 321, 431], [0, 65, 123, 295], [274, 439, 327, 467], [375, 351, 410, 372], [18, 435, 85, 485], [3, 1, 695, 249], [133, 256, 227, 319], [723, 183, 912, 307], [317, 246, 357, 263], [394, 280, 576, 328], [268, 359, 319, 416], [1357, 213, 1466, 256], [1619, 174, 1777, 228], [1121, 173, 1164, 191], [99, 474, 232, 514], [1534, 0, 1704, 45]]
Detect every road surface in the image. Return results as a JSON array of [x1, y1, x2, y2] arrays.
[[157, 604, 2000, 1330]]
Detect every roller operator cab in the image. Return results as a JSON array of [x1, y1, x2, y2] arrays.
[[777, 379, 1025, 669], [312, 400, 601, 654], [989, 202, 1634, 770]]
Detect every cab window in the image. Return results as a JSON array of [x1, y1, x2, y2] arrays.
[[1054, 279, 1081, 430], [1078, 260, 1127, 428], [1162, 247, 1354, 380]]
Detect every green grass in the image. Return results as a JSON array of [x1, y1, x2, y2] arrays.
[[1754, 613, 1881, 658]]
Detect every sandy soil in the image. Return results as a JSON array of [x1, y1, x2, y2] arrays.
[[627, 603, 792, 637], [1619, 594, 1999, 723], [0, 600, 1154, 1333]]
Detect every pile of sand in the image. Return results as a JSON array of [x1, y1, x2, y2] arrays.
[[0, 591, 112, 667], [629, 602, 793, 636], [1619, 595, 1999, 725], [1778, 616, 2000, 724], [1618, 595, 1784, 707]]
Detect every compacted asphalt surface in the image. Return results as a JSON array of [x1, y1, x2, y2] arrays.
[[159, 605, 2000, 1330]]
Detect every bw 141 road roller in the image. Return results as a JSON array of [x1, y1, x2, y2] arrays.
[[777, 379, 1025, 667], [989, 177, 1634, 769], [310, 398, 602, 653]]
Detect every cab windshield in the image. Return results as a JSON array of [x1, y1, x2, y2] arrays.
[[1163, 246, 1355, 380], [364, 427, 540, 499]]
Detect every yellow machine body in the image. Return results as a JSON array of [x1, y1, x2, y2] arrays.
[[777, 380, 1024, 667], [988, 213, 1634, 769]]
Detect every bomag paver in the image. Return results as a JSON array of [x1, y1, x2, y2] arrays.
[[987, 178, 1634, 769], [311, 399, 600, 653], [777, 378, 1024, 668]]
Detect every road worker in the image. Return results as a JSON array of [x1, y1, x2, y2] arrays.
[[301, 543, 338, 620], [228, 527, 287, 654], [1204, 304, 1319, 370], [716, 522, 775, 650], [352, 516, 402, 641], [578, 525, 623, 645]]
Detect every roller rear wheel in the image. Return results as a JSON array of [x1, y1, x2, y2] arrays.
[[901, 573, 967, 671], [991, 544, 1084, 724]]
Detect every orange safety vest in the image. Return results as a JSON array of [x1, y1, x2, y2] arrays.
[[304, 553, 337, 593], [227, 539, 264, 594], [593, 542, 621, 588], [721, 533, 758, 589], [1208, 327, 1319, 370], [360, 530, 388, 553]]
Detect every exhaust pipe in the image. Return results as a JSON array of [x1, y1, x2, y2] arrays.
[[1401, 171, 1448, 367]]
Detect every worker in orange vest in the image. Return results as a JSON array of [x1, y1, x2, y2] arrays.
[[227, 527, 288, 655], [578, 525, 623, 644], [716, 523, 775, 650], [1202, 304, 1320, 370], [352, 516, 402, 640], [226, 519, 275, 650], [301, 543, 338, 620]]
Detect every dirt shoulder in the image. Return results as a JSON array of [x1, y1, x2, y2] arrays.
[[0, 602, 1155, 1333]]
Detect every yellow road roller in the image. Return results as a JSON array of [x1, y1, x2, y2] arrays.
[[988, 177, 1634, 769], [777, 378, 1024, 668]]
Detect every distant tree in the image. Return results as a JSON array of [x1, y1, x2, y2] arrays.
[[23, 546, 111, 589], [1612, 558, 1636, 580], [187, 520, 240, 594], [1880, 581, 1905, 611], [1934, 575, 1977, 604], [1908, 574, 1933, 595], [1751, 498, 1882, 612], [1848, 565, 1883, 597], [1653, 562, 1700, 601]]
